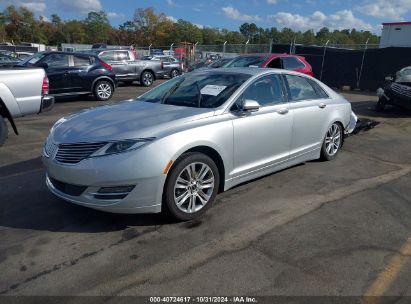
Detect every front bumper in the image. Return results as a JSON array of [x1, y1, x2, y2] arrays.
[[43, 153, 165, 214], [39, 95, 54, 114]]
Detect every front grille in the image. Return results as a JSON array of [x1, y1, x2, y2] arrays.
[[49, 177, 87, 196], [55, 142, 107, 164], [390, 83, 411, 98], [44, 138, 58, 158]]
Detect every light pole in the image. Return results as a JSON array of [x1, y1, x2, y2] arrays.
[[320, 40, 329, 81]]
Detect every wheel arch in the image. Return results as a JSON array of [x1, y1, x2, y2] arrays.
[[168, 145, 226, 193], [141, 69, 156, 80], [0, 98, 18, 135], [91, 76, 115, 91]]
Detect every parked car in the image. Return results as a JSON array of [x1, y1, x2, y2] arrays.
[[43, 68, 357, 220], [0, 67, 54, 146], [205, 58, 233, 69], [224, 53, 314, 76], [0, 53, 21, 66], [142, 55, 182, 78], [18, 51, 117, 101], [85, 49, 164, 86], [376, 66, 411, 111]]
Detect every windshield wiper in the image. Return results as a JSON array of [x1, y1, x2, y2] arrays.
[[161, 79, 184, 104]]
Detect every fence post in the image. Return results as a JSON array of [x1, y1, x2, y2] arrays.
[[223, 41, 227, 57], [148, 43, 152, 54], [320, 40, 329, 82], [269, 38, 273, 54], [245, 39, 249, 54], [357, 38, 369, 89]]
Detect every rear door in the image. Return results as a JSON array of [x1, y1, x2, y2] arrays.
[[69, 55, 93, 92], [284, 74, 330, 157], [40, 53, 71, 94]]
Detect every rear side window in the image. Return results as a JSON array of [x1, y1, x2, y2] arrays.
[[43, 54, 69, 68], [285, 74, 320, 101], [308, 79, 329, 99], [282, 57, 305, 70], [73, 55, 91, 67], [114, 51, 130, 61], [99, 51, 114, 61]]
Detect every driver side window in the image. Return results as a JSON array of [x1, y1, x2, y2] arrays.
[[240, 74, 285, 107]]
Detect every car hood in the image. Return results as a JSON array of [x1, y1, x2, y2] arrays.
[[51, 100, 215, 143]]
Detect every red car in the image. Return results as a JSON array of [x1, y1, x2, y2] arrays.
[[224, 53, 314, 77]]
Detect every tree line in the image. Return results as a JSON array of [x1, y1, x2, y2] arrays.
[[0, 6, 380, 47]]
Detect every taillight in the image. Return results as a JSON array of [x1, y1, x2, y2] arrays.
[[42, 74, 49, 96], [100, 60, 113, 71]]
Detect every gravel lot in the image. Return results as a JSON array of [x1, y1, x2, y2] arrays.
[[1, 81, 411, 300]]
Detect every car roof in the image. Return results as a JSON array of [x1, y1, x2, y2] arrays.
[[237, 53, 300, 58], [42, 51, 99, 57]]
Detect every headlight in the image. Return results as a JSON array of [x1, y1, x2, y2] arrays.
[[91, 139, 153, 157]]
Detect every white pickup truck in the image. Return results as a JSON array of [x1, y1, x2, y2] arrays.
[[0, 67, 54, 146]]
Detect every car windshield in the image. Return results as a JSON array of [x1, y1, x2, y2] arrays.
[[19, 52, 46, 65], [224, 56, 267, 68], [137, 72, 251, 108], [209, 58, 232, 68]]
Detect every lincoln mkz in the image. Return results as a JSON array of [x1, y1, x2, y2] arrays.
[[43, 68, 357, 220]]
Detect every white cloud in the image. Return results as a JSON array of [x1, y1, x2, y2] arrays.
[[165, 0, 175, 6], [107, 12, 124, 18], [268, 10, 375, 32], [166, 15, 177, 23], [222, 6, 262, 22], [194, 23, 204, 29], [40, 15, 50, 22], [266, 0, 277, 4], [15, 0, 47, 13], [356, 0, 411, 19], [56, 0, 102, 14]]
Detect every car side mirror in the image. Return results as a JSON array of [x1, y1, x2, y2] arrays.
[[242, 99, 260, 112]]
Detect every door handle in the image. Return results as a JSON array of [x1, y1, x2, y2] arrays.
[[319, 103, 327, 109], [277, 108, 289, 115]]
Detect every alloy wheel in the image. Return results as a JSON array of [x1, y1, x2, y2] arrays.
[[173, 162, 215, 214], [97, 83, 112, 99], [171, 70, 179, 78], [324, 123, 342, 156], [143, 72, 153, 86]]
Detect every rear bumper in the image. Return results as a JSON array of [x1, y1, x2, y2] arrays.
[[39, 95, 54, 113]]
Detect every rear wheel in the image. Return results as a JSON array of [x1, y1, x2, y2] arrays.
[[163, 152, 220, 221], [170, 69, 180, 78], [0, 116, 8, 147], [321, 122, 343, 161], [93, 80, 113, 101], [140, 71, 154, 87]]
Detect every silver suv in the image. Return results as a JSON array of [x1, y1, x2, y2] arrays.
[[142, 55, 182, 78]]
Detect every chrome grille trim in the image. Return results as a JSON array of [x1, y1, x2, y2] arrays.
[[391, 83, 411, 98], [55, 142, 107, 164]]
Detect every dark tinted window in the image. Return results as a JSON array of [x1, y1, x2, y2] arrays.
[[43, 53, 69, 68], [73, 55, 91, 67], [0, 54, 12, 63], [242, 74, 285, 107], [282, 57, 305, 70], [138, 72, 251, 108], [224, 56, 267, 68], [285, 74, 320, 101]]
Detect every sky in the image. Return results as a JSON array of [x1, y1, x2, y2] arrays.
[[3, 0, 411, 34]]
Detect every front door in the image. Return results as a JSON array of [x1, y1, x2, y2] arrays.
[[40, 53, 71, 94], [231, 74, 293, 180]]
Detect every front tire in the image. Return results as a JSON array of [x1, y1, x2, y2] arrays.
[[170, 69, 180, 78], [320, 122, 343, 161], [0, 116, 8, 147], [163, 152, 220, 221], [93, 80, 113, 101], [140, 71, 154, 87]]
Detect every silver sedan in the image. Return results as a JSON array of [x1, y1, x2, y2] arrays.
[[43, 68, 357, 220]]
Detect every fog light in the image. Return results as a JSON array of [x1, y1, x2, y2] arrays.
[[98, 185, 135, 194]]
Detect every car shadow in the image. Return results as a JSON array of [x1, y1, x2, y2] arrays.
[[0, 157, 176, 233]]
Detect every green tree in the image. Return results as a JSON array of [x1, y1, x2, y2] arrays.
[[84, 11, 111, 43]]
